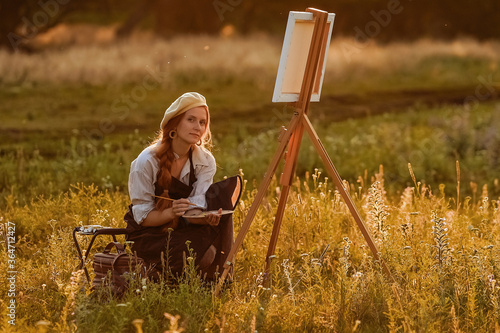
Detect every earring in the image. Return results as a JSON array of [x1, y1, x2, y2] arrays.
[[169, 130, 177, 139], [196, 139, 202, 146]]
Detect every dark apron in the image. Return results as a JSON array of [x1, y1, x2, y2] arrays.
[[124, 151, 238, 281]]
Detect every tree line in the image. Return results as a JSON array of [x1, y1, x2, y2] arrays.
[[1, 0, 498, 52]]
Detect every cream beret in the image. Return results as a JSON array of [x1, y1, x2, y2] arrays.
[[160, 92, 208, 129]]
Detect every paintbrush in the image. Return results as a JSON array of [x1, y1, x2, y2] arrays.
[[152, 195, 201, 207]]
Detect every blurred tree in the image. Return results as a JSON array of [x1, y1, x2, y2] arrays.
[[0, 0, 62, 52], [0, 0, 116, 52], [153, 0, 221, 37], [116, 1, 155, 38], [115, 0, 224, 38], [1, 0, 498, 53]]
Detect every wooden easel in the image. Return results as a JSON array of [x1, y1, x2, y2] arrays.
[[215, 8, 394, 295]]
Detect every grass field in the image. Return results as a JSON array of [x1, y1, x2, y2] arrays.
[[1, 33, 500, 332]]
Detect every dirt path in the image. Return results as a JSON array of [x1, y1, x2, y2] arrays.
[[222, 86, 499, 134], [313, 87, 499, 122]]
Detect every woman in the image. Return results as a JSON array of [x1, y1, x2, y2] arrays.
[[124, 92, 238, 281]]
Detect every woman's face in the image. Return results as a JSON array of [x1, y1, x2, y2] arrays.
[[175, 106, 208, 145]]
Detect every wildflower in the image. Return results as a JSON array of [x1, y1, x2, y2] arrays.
[[132, 319, 144, 333], [35, 320, 51, 333], [432, 217, 451, 267]]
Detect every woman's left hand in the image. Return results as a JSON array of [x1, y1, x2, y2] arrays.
[[184, 208, 222, 226], [205, 208, 223, 226]]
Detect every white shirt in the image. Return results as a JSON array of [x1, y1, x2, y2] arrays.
[[128, 143, 216, 224]]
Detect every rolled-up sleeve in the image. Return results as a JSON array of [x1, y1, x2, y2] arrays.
[[187, 153, 216, 209], [128, 147, 159, 224], [128, 145, 216, 221]]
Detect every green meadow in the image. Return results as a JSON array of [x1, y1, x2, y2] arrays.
[[1, 34, 500, 332]]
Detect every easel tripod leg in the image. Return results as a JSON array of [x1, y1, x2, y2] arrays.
[[214, 115, 302, 295], [263, 120, 305, 281], [302, 115, 395, 282], [263, 184, 291, 281]]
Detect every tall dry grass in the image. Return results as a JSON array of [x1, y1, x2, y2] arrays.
[[0, 25, 499, 87], [1, 168, 500, 332]]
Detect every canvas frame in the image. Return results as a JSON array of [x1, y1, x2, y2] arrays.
[[272, 11, 335, 103]]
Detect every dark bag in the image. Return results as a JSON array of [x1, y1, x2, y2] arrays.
[[92, 242, 148, 294]]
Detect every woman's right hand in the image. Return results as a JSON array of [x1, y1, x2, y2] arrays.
[[171, 198, 192, 217], [143, 198, 189, 227]]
